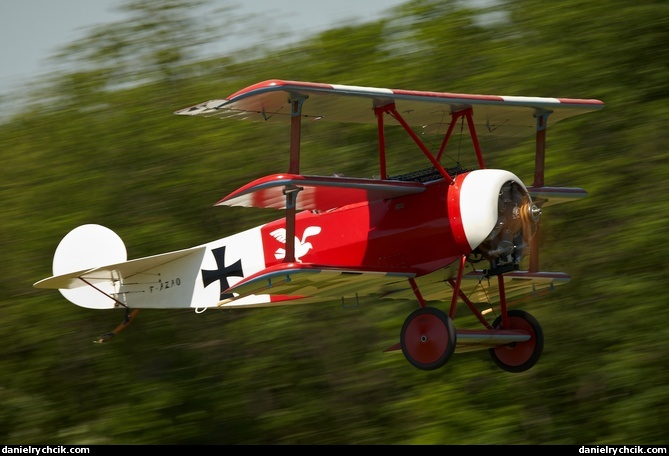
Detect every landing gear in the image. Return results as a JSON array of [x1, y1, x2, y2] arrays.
[[400, 307, 456, 370], [489, 309, 543, 373]]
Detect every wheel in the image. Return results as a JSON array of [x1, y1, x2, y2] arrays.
[[400, 307, 456, 370], [489, 309, 544, 373]]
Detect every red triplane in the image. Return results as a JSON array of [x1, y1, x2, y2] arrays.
[[34, 80, 604, 372]]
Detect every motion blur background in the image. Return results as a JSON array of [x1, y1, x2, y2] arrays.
[[1, 0, 667, 444]]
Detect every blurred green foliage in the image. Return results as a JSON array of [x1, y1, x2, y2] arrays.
[[1, 0, 667, 444]]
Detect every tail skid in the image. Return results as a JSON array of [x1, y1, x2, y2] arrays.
[[94, 309, 140, 344]]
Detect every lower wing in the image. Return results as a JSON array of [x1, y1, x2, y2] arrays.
[[218, 262, 570, 311], [219, 263, 416, 308], [384, 268, 571, 312]]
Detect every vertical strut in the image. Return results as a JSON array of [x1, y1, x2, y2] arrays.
[[288, 97, 306, 174], [374, 106, 388, 179], [530, 111, 551, 273], [532, 111, 550, 188], [283, 186, 302, 263], [464, 109, 485, 169], [498, 274, 509, 329], [285, 96, 307, 262]]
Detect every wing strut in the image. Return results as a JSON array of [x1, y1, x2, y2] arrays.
[[435, 108, 485, 169], [381, 104, 455, 184], [283, 185, 302, 263], [377, 105, 488, 183], [289, 97, 306, 174], [532, 111, 550, 188], [497, 274, 510, 328], [284, 96, 307, 262], [374, 106, 388, 179], [529, 111, 551, 273], [464, 109, 486, 169]]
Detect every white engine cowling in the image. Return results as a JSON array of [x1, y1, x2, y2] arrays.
[[457, 169, 540, 272]]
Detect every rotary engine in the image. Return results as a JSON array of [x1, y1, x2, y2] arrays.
[[475, 180, 541, 274]]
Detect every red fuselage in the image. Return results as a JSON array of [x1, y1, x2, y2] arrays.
[[260, 180, 462, 276]]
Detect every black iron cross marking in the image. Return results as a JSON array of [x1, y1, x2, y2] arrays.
[[201, 246, 244, 299]]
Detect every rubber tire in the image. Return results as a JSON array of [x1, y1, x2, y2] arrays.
[[400, 307, 456, 370], [489, 309, 543, 373]]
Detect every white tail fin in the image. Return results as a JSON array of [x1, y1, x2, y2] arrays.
[[41, 224, 127, 309]]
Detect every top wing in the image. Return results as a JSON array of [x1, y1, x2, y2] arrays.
[[175, 79, 604, 137]]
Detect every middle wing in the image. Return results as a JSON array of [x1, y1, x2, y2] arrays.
[[216, 173, 426, 210]]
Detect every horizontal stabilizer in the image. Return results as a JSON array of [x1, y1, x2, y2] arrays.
[[34, 247, 204, 290], [34, 246, 207, 309]]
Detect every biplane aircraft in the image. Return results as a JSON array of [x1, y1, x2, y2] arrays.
[[34, 79, 604, 372]]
